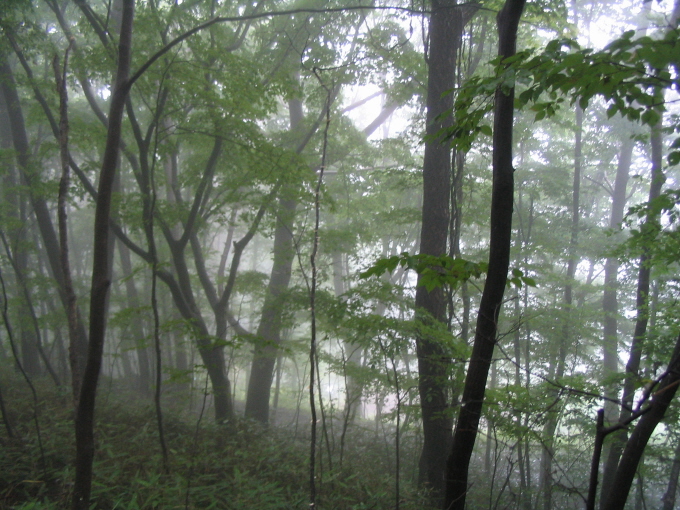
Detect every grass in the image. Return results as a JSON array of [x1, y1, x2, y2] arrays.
[[0, 375, 435, 509]]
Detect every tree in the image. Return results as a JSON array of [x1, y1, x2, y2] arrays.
[[415, 0, 465, 496], [72, 0, 134, 507], [445, 0, 526, 508]]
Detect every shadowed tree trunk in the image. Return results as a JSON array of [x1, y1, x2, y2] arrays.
[[599, 93, 666, 510], [599, 4, 679, 504], [601, 333, 680, 510], [415, 0, 465, 497], [72, 0, 134, 506], [444, 0, 526, 508], [244, 94, 302, 424]]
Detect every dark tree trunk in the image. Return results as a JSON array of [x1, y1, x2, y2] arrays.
[[245, 195, 296, 423], [599, 0, 680, 500], [444, 0, 525, 508], [244, 92, 302, 424], [415, 0, 463, 496], [601, 333, 680, 510], [72, 0, 134, 507]]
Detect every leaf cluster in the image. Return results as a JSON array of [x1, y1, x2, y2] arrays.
[[360, 252, 488, 292], [445, 28, 680, 165]]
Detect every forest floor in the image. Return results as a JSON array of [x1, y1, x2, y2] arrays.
[[0, 376, 434, 509]]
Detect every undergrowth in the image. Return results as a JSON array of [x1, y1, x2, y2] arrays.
[[0, 375, 435, 509]]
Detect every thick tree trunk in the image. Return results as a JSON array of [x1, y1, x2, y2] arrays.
[[245, 195, 296, 423], [244, 92, 302, 424], [444, 1, 525, 508], [415, 0, 462, 496]]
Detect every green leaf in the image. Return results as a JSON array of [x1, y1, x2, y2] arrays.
[[479, 125, 493, 137]]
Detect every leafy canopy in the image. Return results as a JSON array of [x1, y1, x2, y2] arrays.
[[447, 28, 680, 165]]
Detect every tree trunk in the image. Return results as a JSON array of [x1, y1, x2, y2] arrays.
[[540, 105, 583, 510], [72, 0, 134, 507], [601, 137, 633, 426], [602, 333, 680, 510], [444, 0, 526, 508], [599, 117, 665, 510], [662, 440, 680, 510], [245, 195, 296, 423], [117, 239, 151, 394], [415, 0, 463, 496]]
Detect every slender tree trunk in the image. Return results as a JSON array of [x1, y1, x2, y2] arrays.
[[601, 138, 633, 426], [72, 1, 134, 507], [444, 1, 526, 508], [333, 249, 363, 422], [602, 333, 680, 510], [117, 239, 151, 394], [662, 440, 680, 510], [600, 0, 680, 502], [540, 105, 583, 510]]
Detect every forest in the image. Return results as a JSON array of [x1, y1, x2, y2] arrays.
[[1, 0, 680, 508]]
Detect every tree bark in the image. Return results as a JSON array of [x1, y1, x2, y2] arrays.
[[601, 137, 633, 424], [245, 191, 296, 423], [662, 439, 680, 510], [444, 0, 525, 508], [602, 333, 680, 510], [599, 2, 678, 503], [415, 0, 463, 496], [72, 0, 134, 507]]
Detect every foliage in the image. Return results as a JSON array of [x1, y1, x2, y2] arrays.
[[360, 252, 488, 291], [623, 188, 680, 266], [447, 28, 680, 164], [0, 375, 437, 510]]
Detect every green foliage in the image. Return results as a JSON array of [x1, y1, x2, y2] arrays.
[[0, 376, 436, 509], [622, 188, 680, 266], [360, 252, 488, 292], [360, 253, 537, 291], [447, 28, 680, 165]]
